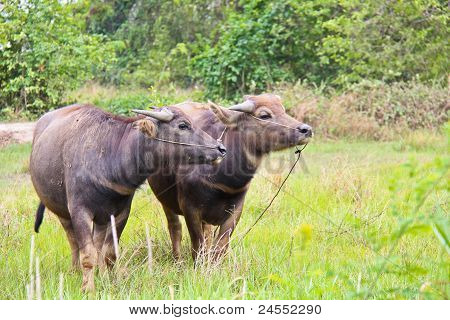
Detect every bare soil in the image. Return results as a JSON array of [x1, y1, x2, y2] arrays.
[[0, 122, 35, 148]]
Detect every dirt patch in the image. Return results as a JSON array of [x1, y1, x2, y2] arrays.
[[0, 122, 35, 148], [0, 132, 15, 148]]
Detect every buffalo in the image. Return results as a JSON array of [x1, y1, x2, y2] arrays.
[[147, 94, 312, 261], [30, 104, 226, 291]]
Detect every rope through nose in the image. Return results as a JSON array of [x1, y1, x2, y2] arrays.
[[239, 144, 308, 240], [216, 127, 227, 143], [249, 115, 301, 130], [153, 125, 228, 149], [152, 137, 219, 149]]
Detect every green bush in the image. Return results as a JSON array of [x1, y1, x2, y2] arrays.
[[192, 0, 448, 99], [0, 0, 120, 118], [319, 0, 449, 86], [345, 81, 449, 129], [86, 0, 225, 88], [192, 1, 308, 100], [368, 135, 449, 298], [280, 80, 449, 140], [64, 83, 206, 115]]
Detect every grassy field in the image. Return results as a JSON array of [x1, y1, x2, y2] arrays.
[[0, 134, 448, 300]]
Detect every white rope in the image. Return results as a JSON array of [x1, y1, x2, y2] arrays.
[[249, 115, 299, 130], [153, 137, 219, 149], [217, 127, 227, 142]]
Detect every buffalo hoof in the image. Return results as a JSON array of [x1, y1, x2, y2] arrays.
[[81, 280, 96, 294], [81, 269, 96, 294]]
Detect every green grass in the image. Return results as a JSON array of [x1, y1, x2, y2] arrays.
[[0, 135, 448, 300]]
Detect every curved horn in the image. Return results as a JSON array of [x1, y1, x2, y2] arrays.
[[228, 100, 255, 113], [132, 108, 174, 122]]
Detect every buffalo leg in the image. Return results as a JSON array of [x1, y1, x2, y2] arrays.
[[102, 207, 130, 267], [163, 205, 183, 260], [93, 223, 108, 270], [71, 210, 97, 292], [58, 216, 80, 270], [202, 222, 214, 251], [183, 209, 205, 262], [213, 206, 243, 260]]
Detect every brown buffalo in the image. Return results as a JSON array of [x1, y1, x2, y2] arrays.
[[30, 104, 226, 291], [147, 94, 312, 261]]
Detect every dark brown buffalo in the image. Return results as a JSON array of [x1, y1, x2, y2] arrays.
[[30, 104, 226, 291], [147, 94, 312, 261]]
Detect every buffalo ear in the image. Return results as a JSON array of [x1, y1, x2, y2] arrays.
[[208, 101, 240, 125], [133, 119, 157, 138]]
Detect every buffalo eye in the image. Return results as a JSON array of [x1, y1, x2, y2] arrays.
[[178, 122, 190, 130], [259, 112, 272, 120]]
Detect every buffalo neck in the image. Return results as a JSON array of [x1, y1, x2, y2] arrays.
[[103, 124, 159, 193], [208, 126, 264, 190]]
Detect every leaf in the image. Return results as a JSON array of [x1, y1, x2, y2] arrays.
[[294, 223, 313, 243], [266, 274, 287, 285], [403, 223, 432, 236], [404, 264, 428, 275], [432, 222, 450, 254]]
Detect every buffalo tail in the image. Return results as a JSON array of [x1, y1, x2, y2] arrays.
[[34, 202, 45, 233]]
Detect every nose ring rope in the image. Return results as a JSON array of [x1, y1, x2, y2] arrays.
[[152, 125, 228, 149], [152, 137, 220, 149], [239, 143, 308, 241], [249, 115, 302, 130], [216, 127, 227, 143]]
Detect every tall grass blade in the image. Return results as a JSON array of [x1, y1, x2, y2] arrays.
[[30, 277, 34, 300], [168, 285, 175, 300], [432, 222, 450, 254], [110, 215, 120, 260], [145, 224, 153, 274], [35, 256, 41, 300], [59, 273, 64, 300], [28, 235, 35, 299], [26, 284, 31, 300], [29, 235, 34, 278]]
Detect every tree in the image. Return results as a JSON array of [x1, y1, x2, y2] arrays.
[[0, 0, 119, 116]]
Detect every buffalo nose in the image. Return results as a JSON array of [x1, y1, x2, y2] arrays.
[[217, 143, 227, 156], [297, 124, 313, 137]]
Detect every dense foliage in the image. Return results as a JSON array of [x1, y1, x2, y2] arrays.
[[284, 80, 449, 140], [85, 0, 448, 99], [0, 0, 448, 115], [86, 0, 225, 87], [0, 0, 119, 117], [319, 0, 449, 86], [194, 0, 448, 98]]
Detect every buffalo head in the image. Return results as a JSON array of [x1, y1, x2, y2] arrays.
[[133, 106, 226, 168], [210, 94, 312, 154]]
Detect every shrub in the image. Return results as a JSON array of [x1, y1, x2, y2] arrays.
[[369, 137, 449, 298], [192, 0, 448, 100], [280, 80, 449, 140], [345, 81, 449, 130], [192, 1, 313, 100], [64, 83, 206, 115], [319, 0, 449, 86], [87, 0, 225, 88], [0, 0, 120, 118]]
